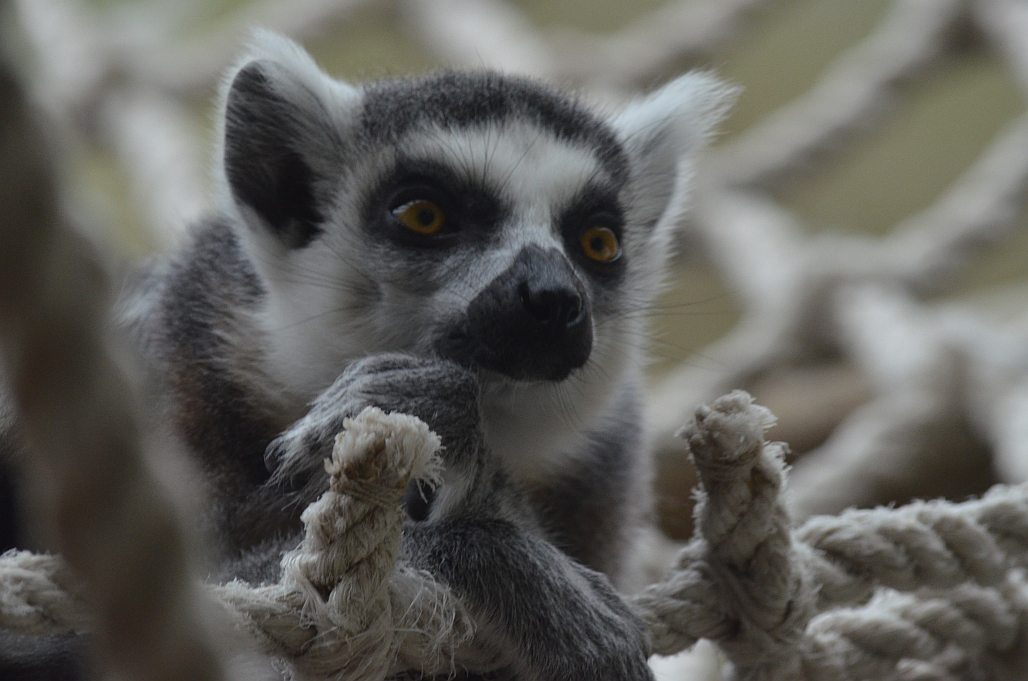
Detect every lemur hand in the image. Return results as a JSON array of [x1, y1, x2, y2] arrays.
[[405, 516, 654, 681], [264, 353, 481, 501]]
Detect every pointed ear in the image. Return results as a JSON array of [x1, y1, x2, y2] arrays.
[[218, 31, 361, 249], [613, 72, 737, 231]]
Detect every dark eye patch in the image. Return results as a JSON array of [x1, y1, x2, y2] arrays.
[[363, 157, 506, 247]]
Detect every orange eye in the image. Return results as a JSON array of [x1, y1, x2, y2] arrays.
[[392, 199, 445, 235], [580, 226, 621, 263]]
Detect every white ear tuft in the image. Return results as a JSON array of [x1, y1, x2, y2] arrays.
[[241, 29, 320, 74], [614, 72, 738, 230], [619, 72, 738, 152], [215, 30, 361, 250], [219, 29, 361, 142]]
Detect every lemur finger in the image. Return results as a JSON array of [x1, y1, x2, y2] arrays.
[[263, 411, 345, 484], [403, 479, 437, 522], [264, 354, 480, 497]]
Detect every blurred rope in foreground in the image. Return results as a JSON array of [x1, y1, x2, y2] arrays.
[[0, 32, 236, 681]]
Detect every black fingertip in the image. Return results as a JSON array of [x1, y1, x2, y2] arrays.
[[403, 479, 437, 522], [263, 442, 281, 473]]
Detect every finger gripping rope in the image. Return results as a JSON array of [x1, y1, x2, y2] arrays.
[[176, 407, 485, 680]]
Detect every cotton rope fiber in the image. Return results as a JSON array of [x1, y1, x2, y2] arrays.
[[634, 391, 1028, 680]]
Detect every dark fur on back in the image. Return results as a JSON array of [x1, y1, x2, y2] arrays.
[[129, 219, 297, 557]]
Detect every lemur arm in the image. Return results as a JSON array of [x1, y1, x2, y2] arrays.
[[404, 514, 653, 681], [263, 353, 653, 680]]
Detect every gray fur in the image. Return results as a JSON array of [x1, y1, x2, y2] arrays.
[[1, 30, 735, 680]]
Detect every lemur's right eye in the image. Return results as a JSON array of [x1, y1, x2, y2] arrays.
[[392, 199, 446, 235], [580, 226, 621, 263]]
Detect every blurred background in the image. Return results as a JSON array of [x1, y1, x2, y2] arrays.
[[5, 0, 1028, 543]]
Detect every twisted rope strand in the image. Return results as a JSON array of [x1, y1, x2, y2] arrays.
[[797, 483, 1028, 609], [631, 543, 733, 656], [632, 391, 1028, 680], [801, 576, 1026, 681]]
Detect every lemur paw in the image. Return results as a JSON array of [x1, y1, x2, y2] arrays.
[[264, 353, 480, 499]]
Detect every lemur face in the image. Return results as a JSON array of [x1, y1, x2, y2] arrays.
[[220, 33, 733, 472], [351, 79, 633, 383]]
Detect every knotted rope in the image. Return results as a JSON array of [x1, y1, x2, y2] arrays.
[[634, 391, 816, 678], [633, 391, 1028, 680]]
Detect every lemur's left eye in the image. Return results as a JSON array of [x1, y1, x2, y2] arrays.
[[580, 226, 621, 263], [392, 199, 446, 235]]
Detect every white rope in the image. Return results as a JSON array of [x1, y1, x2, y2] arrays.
[[797, 483, 1028, 609], [0, 551, 92, 636], [196, 407, 494, 680], [633, 391, 1028, 681], [634, 392, 816, 677], [801, 576, 1027, 681]]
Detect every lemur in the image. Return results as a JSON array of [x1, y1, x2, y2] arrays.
[[1, 31, 733, 680]]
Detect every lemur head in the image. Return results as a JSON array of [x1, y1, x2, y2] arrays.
[[218, 32, 733, 467]]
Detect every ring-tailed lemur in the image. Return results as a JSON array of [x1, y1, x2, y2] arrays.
[[1, 31, 733, 680]]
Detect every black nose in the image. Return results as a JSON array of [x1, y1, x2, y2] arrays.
[[518, 281, 585, 328], [435, 245, 593, 382]]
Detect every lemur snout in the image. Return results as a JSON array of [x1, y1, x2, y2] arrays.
[[518, 279, 585, 329], [438, 245, 593, 382]]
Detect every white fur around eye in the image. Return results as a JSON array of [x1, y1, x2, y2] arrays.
[[399, 120, 611, 222]]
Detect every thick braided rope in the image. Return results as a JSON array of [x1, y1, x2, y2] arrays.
[[0, 551, 92, 635], [632, 542, 733, 655], [632, 391, 1028, 680], [687, 394, 818, 679], [277, 406, 443, 679], [801, 575, 1028, 681], [797, 482, 1028, 609], [214, 407, 494, 680], [632, 393, 808, 661]]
